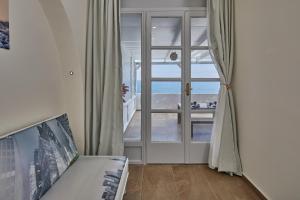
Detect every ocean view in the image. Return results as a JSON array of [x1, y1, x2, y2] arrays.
[[136, 80, 220, 94], [135, 64, 220, 94]]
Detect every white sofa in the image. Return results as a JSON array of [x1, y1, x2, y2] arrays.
[[0, 114, 128, 200], [42, 156, 129, 200]]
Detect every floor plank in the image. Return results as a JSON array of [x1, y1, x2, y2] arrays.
[[200, 165, 261, 200], [172, 165, 218, 200], [142, 165, 179, 200], [123, 165, 143, 200], [123, 165, 263, 200]]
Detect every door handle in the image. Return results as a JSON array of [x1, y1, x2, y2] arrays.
[[185, 83, 192, 96]]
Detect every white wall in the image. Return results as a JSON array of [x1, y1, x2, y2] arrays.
[[59, 0, 88, 153], [60, 0, 88, 80], [39, 0, 86, 154], [234, 1, 300, 199], [0, 0, 64, 135], [0, 0, 87, 154]]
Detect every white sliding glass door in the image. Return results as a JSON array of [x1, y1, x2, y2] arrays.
[[146, 13, 185, 163], [121, 13, 145, 163], [185, 13, 220, 163], [121, 9, 220, 164]]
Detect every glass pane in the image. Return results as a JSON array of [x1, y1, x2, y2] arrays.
[[190, 81, 218, 142], [152, 82, 181, 110], [152, 50, 181, 78], [191, 17, 208, 46], [124, 111, 141, 141], [191, 121, 213, 142], [191, 50, 219, 78], [191, 82, 220, 96], [121, 13, 142, 141], [151, 113, 182, 142], [152, 17, 181, 46]]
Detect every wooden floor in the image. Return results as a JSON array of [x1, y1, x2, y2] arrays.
[[123, 165, 262, 200]]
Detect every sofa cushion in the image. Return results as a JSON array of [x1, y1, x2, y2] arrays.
[[41, 156, 128, 200], [0, 114, 78, 200]]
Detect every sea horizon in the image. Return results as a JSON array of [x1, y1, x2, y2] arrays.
[[136, 80, 220, 94]]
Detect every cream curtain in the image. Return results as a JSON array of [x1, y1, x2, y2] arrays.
[[208, 0, 242, 175], [84, 0, 124, 156]]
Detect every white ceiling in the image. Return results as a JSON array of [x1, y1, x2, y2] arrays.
[[121, 0, 207, 9]]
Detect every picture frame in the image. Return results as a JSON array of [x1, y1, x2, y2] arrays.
[[0, 0, 9, 50]]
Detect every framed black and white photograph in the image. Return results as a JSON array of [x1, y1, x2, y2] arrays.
[[0, 115, 79, 200], [0, 0, 9, 50]]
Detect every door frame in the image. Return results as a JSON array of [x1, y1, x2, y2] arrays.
[[121, 10, 146, 164], [121, 7, 213, 164], [184, 10, 216, 163], [145, 11, 186, 163]]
